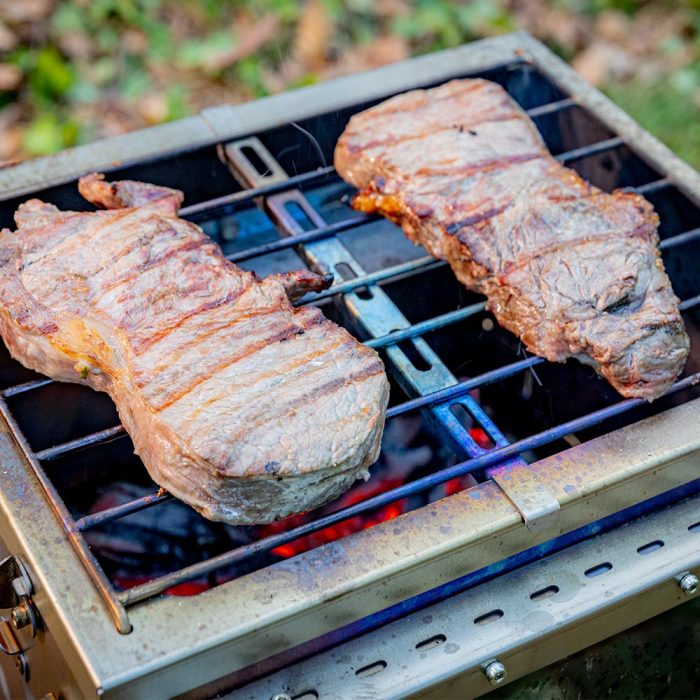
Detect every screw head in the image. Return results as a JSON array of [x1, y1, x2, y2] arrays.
[[11, 603, 30, 630], [679, 573, 699, 596], [14, 653, 27, 678], [484, 660, 507, 686]]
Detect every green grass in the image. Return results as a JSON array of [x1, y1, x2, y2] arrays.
[[605, 78, 700, 169]]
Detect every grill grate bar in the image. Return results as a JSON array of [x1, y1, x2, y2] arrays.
[[116, 371, 700, 606], [660, 226, 700, 250], [2, 377, 53, 398], [630, 178, 671, 196], [554, 136, 624, 163], [386, 356, 544, 419], [365, 301, 487, 349], [298, 255, 445, 305], [179, 165, 336, 220], [680, 294, 700, 312], [225, 213, 371, 264], [34, 425, 126, 462], [74, 490, 173, 531], [526, 97, 576, 118]]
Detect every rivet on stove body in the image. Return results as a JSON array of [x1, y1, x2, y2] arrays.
[[483, 660, 507, 686], [14, 652, 28, 680], [678, 573, 699, 596], [11, 602, 31, 630]]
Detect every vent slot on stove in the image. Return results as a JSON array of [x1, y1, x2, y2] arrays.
[[529, 585, 559, 601], [584, 562, 613, 578], [415, 634, 447, 651]]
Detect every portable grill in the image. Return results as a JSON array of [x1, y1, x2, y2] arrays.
[[0, 32, 698, 699]]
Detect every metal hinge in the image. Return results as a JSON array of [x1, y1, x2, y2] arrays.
[[0, 555, 40, 681]]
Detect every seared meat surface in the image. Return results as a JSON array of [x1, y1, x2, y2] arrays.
[[0, 174, 389, 523], [335, 79, 689, 400]]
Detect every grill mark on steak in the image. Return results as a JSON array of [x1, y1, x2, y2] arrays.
[[335, 78, 689, 401], [151, 313, 327, 411], [445, 204, 511, 232], [99, 237, 210, 294], [355, 112, 525, 153], [173, 323, 350, 418], [412, 152, 544, 178], [135, 307, 276, 375], [130, 286, 251, 353], [20, 207, 134, 265], [201, 359, 386, 458], [498, 221, 657, 280]]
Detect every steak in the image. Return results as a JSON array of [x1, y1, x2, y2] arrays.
[[335, 79, 689, 401], [0, 174, 389, 524]]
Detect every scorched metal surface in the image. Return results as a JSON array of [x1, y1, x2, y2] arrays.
[[0, 32, 698, 699]]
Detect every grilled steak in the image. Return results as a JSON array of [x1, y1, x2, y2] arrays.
[[0, 174, 389, 524], [335, 79, 689, 401]]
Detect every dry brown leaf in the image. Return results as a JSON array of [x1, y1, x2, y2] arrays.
[[0, 0, 55, 25], [595, 10, 631, 45], [57, 31, 92, 60], [0, 18, 17, 51], [0, 63, 20, 90], [0, 123, 22, 162], [324, 35, 409, 78], [262, 58, 305, 94], [293, 0, 333, 71], [123, 29, 149, 57], [375, 0, 412, 19], [572, 40, 633, 86], [202, 15, 279, 72], [138, 93, 169, 126]]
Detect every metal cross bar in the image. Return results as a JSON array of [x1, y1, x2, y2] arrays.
[[74, 490, 173, 532]]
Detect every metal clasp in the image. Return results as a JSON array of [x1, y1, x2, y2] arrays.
[[0, 555, 37, 681], [488, 463, 560, 533], [0, 555, 39, 638]]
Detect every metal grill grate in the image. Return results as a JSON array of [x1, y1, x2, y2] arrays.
[[1, 58, 700, 634]]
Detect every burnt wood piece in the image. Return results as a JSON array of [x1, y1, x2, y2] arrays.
[[335, 79, 689, 400]]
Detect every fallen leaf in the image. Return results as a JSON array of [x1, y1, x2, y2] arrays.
[[324, 35, 410, 77], [0, 63, 21, 91], [293, 0, 333, 71], [0, 19, 17, 51], [595, 10, 631, 45], [0, 123, 22, 162], [0, 0, 55, 24], [138, 93, 169, 125], [204, 15, 279, 72], [572, 40, 633, 87]]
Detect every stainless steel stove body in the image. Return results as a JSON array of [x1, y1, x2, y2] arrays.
[[0, 32, 697, 699]]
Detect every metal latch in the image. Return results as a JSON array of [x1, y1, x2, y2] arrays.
[[0, 555, 40, 681], [488, 463, 560, 533]]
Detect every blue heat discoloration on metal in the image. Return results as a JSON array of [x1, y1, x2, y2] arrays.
[[274, 479, 700, 667]]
